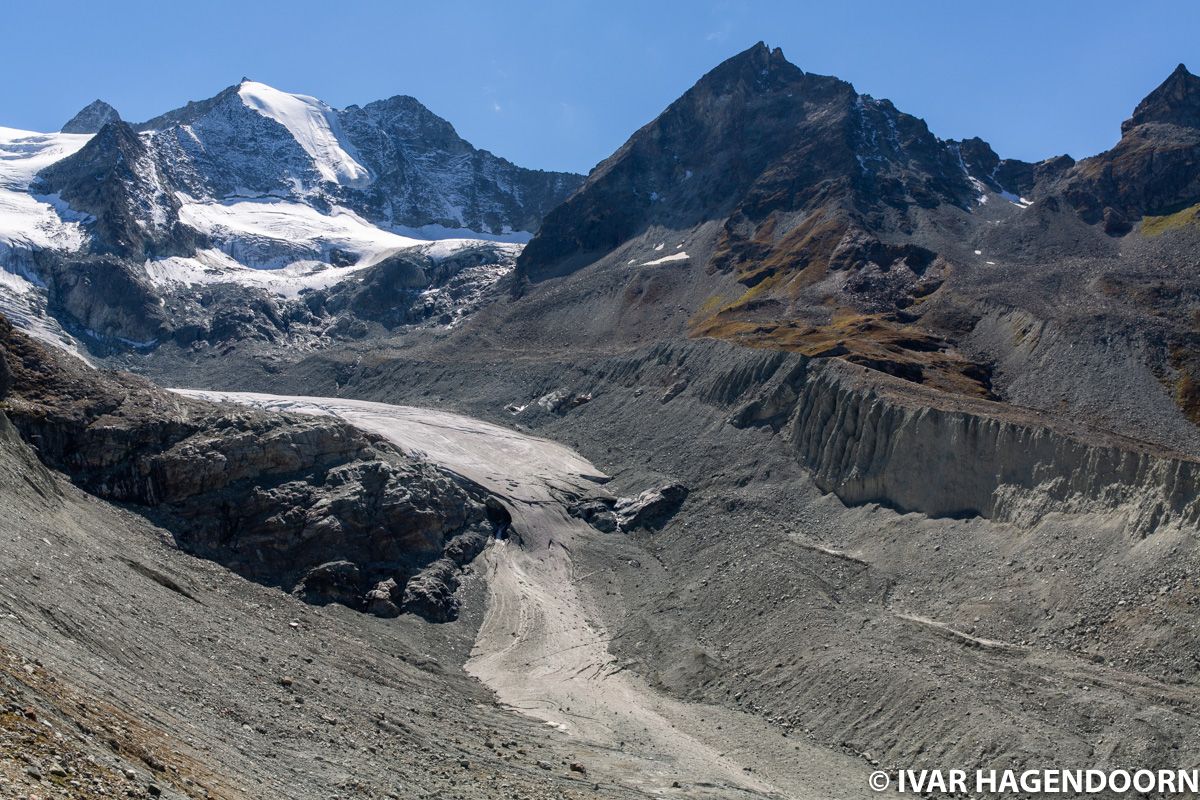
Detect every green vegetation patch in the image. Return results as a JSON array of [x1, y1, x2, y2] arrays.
[[1141, 203, 1200, 237]]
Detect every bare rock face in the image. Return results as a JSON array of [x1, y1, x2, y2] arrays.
[[517, 42, 994, 287], [40, 253, 171, 347], [0, 314, 488, 621]]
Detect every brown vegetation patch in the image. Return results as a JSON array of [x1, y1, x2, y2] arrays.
[[692, 309, 994, 398]]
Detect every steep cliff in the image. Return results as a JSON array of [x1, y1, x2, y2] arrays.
[[732, 356, 1200, 535]]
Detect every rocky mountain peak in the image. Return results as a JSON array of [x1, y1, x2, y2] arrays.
[[124, 80, 583, 234], [1060, 63, 1200, 229], [348, 93, 465, 152], [136, 82, 246, 131], [37, 119, 192, 258], [61, 99, 121, 133], [519, 43, 985, 286], [691, 41, 805, 94], [1123, 63, 1200, 132]]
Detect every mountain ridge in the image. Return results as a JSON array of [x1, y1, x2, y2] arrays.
[[128, 78, 584, 236]]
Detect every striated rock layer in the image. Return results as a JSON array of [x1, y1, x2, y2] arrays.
[[730, 354, 1200, 535]]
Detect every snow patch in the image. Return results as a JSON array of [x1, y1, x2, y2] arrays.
[[389, 222, 532, 244], [998, 189, 1033, 208], [642, 252, 689, 266]]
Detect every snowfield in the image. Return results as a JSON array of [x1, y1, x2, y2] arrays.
[[0, 127, 92, 253], [237, 81, 371, 188], [159, 197, 521, 296], [0, 126, 95, 360], [176, 197, 424, 269]]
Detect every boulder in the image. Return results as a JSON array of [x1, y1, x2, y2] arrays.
[[365, 578, 402, 618], [401, 559, 461, 622], [615, 483, 689, 531], [570, 498, 619, 533]]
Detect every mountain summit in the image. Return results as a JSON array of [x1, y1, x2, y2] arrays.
[[508, 50, 1200, 409], [60, 99, 121, 133], [519, 42, 1014, 284], [125, 79, 583, 235], [1123, 63, 1200, 131], [1063, 63, 1200, 229], [0, 79, 584, 359]]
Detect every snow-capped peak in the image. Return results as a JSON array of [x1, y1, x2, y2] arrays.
[[236, 80, 371, 188]]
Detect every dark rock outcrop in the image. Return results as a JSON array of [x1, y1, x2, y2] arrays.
[[517, 42, 983, 286], [400, 530, 488, 622], [569, 498, 619, 533], [39, 253, 169, 346], [0, 314, 488, 621], [1125, 63, 1200, 131]]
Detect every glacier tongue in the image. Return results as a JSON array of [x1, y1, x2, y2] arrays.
[[237, 81, 371, 188]]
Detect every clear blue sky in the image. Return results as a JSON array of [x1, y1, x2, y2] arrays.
[[4, 0, 1197, 174]]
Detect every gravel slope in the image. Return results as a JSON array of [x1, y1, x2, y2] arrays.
[[175, 390, 876, 798]]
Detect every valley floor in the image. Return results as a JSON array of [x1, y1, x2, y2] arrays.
[[7, 335, 1200, 799], [176, 391, 874, 798]]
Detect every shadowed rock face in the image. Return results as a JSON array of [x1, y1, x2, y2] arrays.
[[517, 41, 1004, 285], [0, 314, 489, 620], [1126, 63, 1200, 132]]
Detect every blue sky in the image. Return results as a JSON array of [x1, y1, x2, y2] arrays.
[[4, 0, 1197, 173]]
